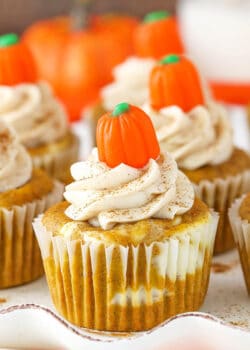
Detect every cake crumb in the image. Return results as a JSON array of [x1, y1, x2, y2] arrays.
[[0, 297, 6, 303], [211, 260, 238, 273], [230, 320, 248, 328]]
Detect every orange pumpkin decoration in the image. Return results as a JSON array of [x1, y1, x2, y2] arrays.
[[134, 11, 184, 59], [0, 33, 37, 85], [210, 82, 250, 105], [96, 103, 160, 168], [22, 15, 138, 121], [150, 54, 205, 112]]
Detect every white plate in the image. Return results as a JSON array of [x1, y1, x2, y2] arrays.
[[1, 251, 250, 349]]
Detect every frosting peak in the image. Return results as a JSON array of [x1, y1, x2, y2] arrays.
[[101, 57, 156, 110], [64, 148, 194, 230], [0, 82, 68, 148], [0, 121, 32, 192], [143, 102, 233, 170]]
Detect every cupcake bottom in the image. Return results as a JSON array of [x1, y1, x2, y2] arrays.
[[0, 180, 63, 289], [29, 132, 79, 184], [183, 148, 250, 254], [229, 194, 250, 294], [34, 200, 218, 332]]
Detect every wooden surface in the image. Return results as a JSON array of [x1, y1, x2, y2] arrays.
[[0, 0, 176, 34]]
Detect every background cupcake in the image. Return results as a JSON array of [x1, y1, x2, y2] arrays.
[[229, 194, 250, 294], [0, 121, 63, 289], [0, 33, 79, 184], [83, 10, 184, 151], [142, 54, 250, 254], [34, 103, 218, 331]]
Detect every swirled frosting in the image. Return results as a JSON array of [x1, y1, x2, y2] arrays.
[[0, 82, 68, 148], [64, 148, 194, 230], [142, 102, 233, 170], [0, 121, 32, 192], [101, 57, 156, 110]]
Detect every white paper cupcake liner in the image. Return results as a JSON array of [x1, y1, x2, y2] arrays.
[[0, 181, 64, 289], [33, 211, 218, 332], [31, 133, 79, 184], [229, 194, 250, 294], [195, 170, 250, 254]]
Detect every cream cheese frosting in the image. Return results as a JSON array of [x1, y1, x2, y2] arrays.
[[101, 57, 156, 110], [64, 148, 194, 230], [142, 101, 233, 170], [0, 121, 32, 192], [0, 82, 68, 148]]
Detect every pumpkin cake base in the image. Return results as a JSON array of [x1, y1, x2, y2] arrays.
[[0, 171, 63, 289], [183, 148, 250, 254], [29, 131, 79, 184], [229, 194, 250, 294], [34, 198, 218, 332]]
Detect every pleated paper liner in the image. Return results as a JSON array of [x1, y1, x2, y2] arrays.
[[0, 181, 64, 289], [31, 133, 79, 184], [195, 170, 250, 254], [229, 195, 250, 294], [33, 211, 218, 332]]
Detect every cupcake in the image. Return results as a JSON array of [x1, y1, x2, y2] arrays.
[[229, 194, 250, 294], [83, 11, 184, 149], [142, 54, 250, 254], [83, 57, 156, 152], [0, 121, 63, 289], [0, 33, 79, 184], [34, 103, 218, 331]]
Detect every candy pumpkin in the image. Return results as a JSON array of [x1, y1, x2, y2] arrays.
[[22, 14, 138, 121], [134, 11, 184, 59], [150, 54, 205, 112], [0, 33, 37, 85], [96, 102, 160, 168]]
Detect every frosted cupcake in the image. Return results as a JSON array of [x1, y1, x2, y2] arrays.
[[83, 11, 184, 149], [142, 54, 250, 254], [34, 103, 218, 331], [0, 33, 79, 183], [229, 194, 250, 294], [0, 121, 63, 288]]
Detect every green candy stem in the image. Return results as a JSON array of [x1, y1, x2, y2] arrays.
[[160, 54, 180, 65], [144, 10, 170, 23], [112, 102, 130, 117], [0, 33, 19, 48]]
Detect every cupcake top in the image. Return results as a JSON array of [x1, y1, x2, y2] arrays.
[[0, 82, 68, 148], [142, 54, 234, 170], [64, 103, 194, 230], [101, 57, 156, 110], [0, 120, 32, 192], [239, 193, 250, 223], [0, 33, 68, 148]]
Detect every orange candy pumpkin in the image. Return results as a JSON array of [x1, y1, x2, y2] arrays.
[[96, 103, 160, 168], [150, 54, 205, 112], [0, 33, 37, 85], [23, 15, 138, 121], [134, 11, 184, 59]]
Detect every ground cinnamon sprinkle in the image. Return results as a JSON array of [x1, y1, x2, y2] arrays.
[[0, 297, 6, 303]]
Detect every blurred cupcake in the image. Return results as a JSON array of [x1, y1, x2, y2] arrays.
[[0, 121, 63, 289], [0, 33, 79, 183], [83, 11, 184, 150], [34, 103, 218, 331], [229, 193, 250, 294], [143, 54, 250, 254], [83, 57, 155, 153]]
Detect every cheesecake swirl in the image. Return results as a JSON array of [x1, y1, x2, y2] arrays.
[[101, 57, 156, 110], [0, 121, 32, 192], [0, 82, 68, 148], [143, 102, 233, 170], [64, 148, 194, 230]]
